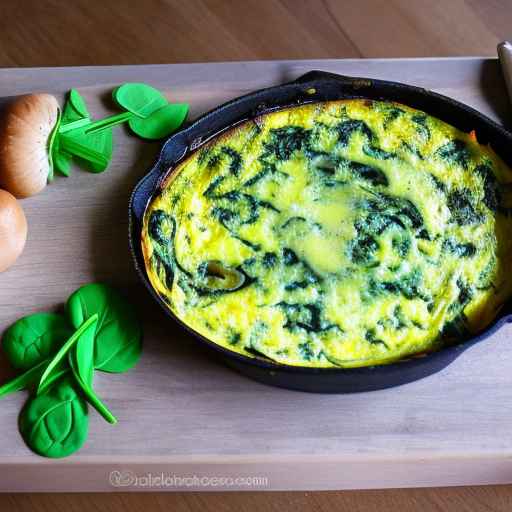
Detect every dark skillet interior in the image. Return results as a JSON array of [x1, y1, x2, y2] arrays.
[[129, 70, 512, 393]]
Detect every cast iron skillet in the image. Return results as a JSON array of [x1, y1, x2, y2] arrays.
[[129, 70, 512, 393]]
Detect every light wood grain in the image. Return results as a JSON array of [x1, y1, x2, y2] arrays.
[[0, 0, 511, 67], [0, 59, 511, 495], [0, 486, 511, 512]]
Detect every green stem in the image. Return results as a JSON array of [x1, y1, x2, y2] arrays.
[[84, 112, 133, 134], [0, 359, 49, 399], [68, 350, 117, 425], [37, 314, 99, 395], [37, 367, 71, 396], [80, 381, 117, 425], [59, 111, 133, 136], [47, 110, 62, 182], [58, 117, 91, 133]]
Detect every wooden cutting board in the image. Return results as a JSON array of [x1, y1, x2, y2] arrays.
[[0, 58, 511, 492]]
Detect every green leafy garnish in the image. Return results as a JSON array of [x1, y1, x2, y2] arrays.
[[68, 89, 89, 118], [59, 126, 113, 173], [46, 84, 188, 185], [129, 103, 189, 140], [3, 313, 73, 371], [113, 83, 168, 118], [0, 360, 49, 399], [53, 148, 72, 177], [66, 283, 142, 372], [36, 314, 99, 395], [0, 282, 142, 458], [19, 376, 89, 459], [68, 317, 117, 424], [60, 89, 91, 128]]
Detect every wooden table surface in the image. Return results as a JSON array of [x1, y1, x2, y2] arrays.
[[1, 0, 512, 510]]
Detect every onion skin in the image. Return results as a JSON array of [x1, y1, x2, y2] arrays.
[[0, 94, 59, 198], [0, 189, 27, 272]]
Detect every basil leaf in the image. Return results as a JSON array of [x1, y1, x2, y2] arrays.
[[113, 83, 168, 118], [19, 376, 89, 458], [66, 283, 142, 373], [2, 313, 73, 371], [128, 103, 189, 140]]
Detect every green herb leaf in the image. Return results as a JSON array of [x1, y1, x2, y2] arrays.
[[61, 89, 90, 125], [2, 313, 73, 371], [113, 83, 168, 118], [68, 318, 117, 424], [66, 283, 142, 373], [68, 350, 117, 425], [128, 103, 189, 140], [0, 359, 49, 399], [74, 316, 95, 385], [54, 149, 72, 177], [19, 376, 89, 458], [36, 365, 71, 396], [36, 314, 99, 395], [69, 89, 89, 118], [59, 127, 113, 172]]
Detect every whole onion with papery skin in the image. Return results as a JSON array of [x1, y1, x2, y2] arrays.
[[0, 189, 27, 272], [0, 94, 59, 198]]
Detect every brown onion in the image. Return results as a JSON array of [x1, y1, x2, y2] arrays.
[[0, 189, 27, 272]]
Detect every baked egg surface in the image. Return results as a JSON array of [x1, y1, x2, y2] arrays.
[[142, 100, 512, 367]]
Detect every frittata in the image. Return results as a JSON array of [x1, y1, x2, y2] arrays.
[[141, 99, 512, 368]]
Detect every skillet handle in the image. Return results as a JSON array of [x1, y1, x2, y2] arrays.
[[293, 70, 373, 87]]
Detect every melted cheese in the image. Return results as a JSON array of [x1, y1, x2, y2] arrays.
[[141, 100, 512, 368]]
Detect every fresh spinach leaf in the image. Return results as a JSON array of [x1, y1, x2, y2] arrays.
[[36, 314, 99, 395], [113, 83, 168, 118], [61, 89, 90, 125], [0, 359, 49, 399], [69, 89, 89, 118], [0, 282, 143, 458], [36, 365, 71, 397], [66, 284, 142, 373], [128, 103, 189, 140], [68, 318, 117, 424], [2, 313, 73, 371], [19, 376, 89, 459]]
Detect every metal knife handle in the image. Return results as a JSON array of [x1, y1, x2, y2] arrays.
[[498, 41, 512, 102]]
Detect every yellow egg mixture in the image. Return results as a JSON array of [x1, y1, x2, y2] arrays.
[[141, 99, 512, 367]]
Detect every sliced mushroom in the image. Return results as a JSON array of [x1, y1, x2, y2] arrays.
[[0, 94, 59, 198], [200, 261, 245, 292]]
